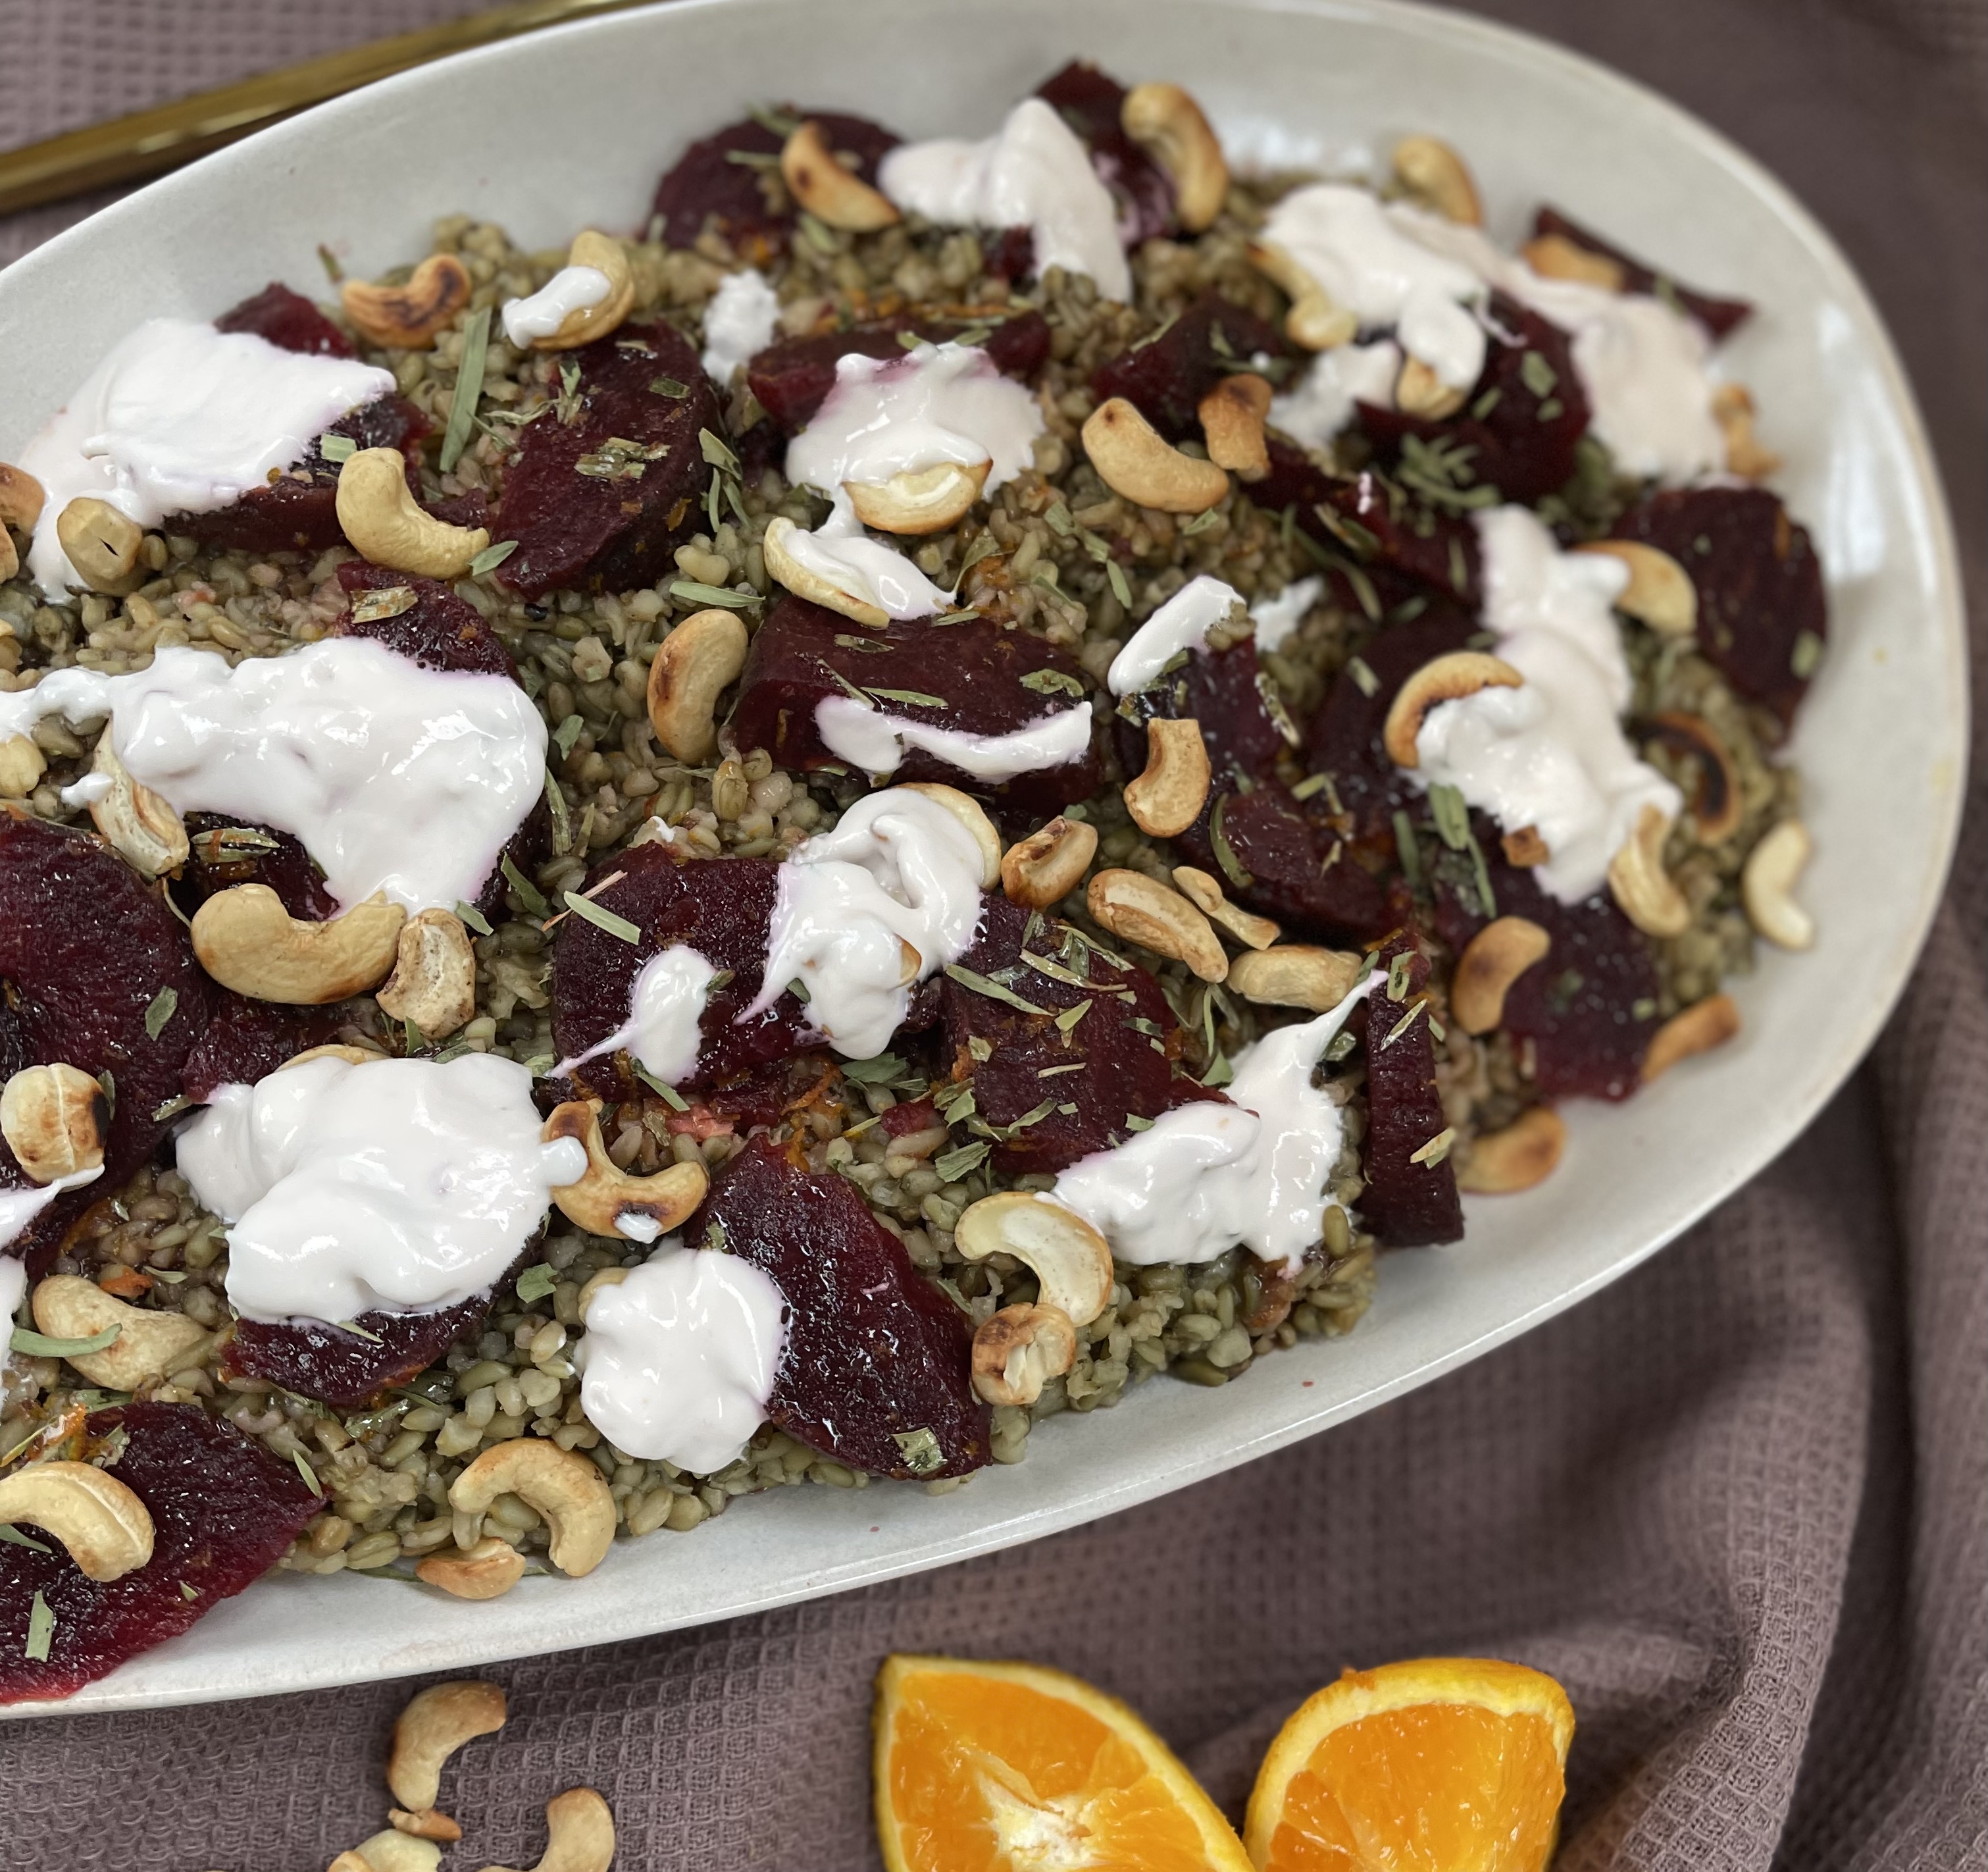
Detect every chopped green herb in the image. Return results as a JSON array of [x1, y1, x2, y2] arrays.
[[1429, 783, 1472, 852], [0, 1524, 53, 1555], [350, 584, 419, 625], [544, 767, 573, 854], [577, 436, 667, 481], [142, 986, 178, 1040], [797, 210, 839, 255], [1392, 809, 1423, 889], [723, 146, 782, 170], [520, 1053, 555, 1076], [1470, 386, 1503, 421], [670, 581, 760, 611], [333, 1317, 384, 1343], [553, 714, 585, 759], [500, 852, 548, 917], [840, 1054, 905, 1084], [468, 538, 519, 579], [316, 243, 344, 283], [1021, 950, 1088, 989], [967, 1035, 994, 1062], [10, 1323, 120, 1359], [293, 1450, 323, 1496], [560, 892, 642, 944], [1387, 950, 1415, 1001], [865, 688, 949, 710], [441, 305, 492, 473], [1631, 997, 1660, 1022], [1535, 398, 1564, 422], [1519, 351, 1559, 400], [649, 375, 690, 400], [454, 900, 493, 937], [933, 1139, 990, 1182], [1345, 655, 1380, 698], [1123, 1114, 1154, 1132], [943, 966, 1049, 1016], [892, 1427, 945, 1476], [1791, 631, 1823, 679], [1290, 771, 1333, 802], [515, 1264, 558, 1305], [1020, 667, 1086, 699], [1036, 1062, 1086, 1078], [178, 1580, 201, 1601], [632, 1064, 690, 1110], [24, 1590, 54, 1662], [319, 433, 357, 464], [1180, 509, 1221, 536], [1104, 558, 1133, 608], [1000, 1099, 1059, 1134], [1381, 1000, 1427, 1049], [931, 608, 982, 626], [1209, 794, 1254, 890], [1409, 1126, 1456, 1166]]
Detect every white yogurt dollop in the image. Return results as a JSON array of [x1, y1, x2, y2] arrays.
[[1411, 506, 1681, 902], [0, 638, 546, 914], [499, 265, 611, 349], [554, 944, 720, 1086], [0, 1166, 104, 1254], [178, 1054, 586, 1325], [699, 268, 780, 386], [813, 694, 1092, 784], [1248, 575, 1325, 654], [1267, 340, 1402, 449], [18, 317, 395, 595], [1051, 972, 1377, 1272], [1106, 575, 1247, 695], [880, 98, 1131, 302], [578, 1245, 787, 1472]]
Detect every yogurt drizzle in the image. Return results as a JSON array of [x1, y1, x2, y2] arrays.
[[699, 269, 780, 385], [1106, 575, 1248, 695], [553, 944, 720, 1085], [0, 1167, 103, 1255], [500, 265, 611, 349], [813, 694, 1092, 785]]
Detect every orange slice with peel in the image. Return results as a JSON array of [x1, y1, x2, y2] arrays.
[[1244, 1657, 1573, 1872], [875, 1652, 1255, 1872]]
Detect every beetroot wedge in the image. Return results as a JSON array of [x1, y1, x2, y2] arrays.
[[180, 994, 343, 1105], [1356, 937, 1462, 1247], [692, 1139, 989, 1478], [1092, 290, 1292, 440], [0, 1403, 319, 1705], [213, 281, 356, 358], [1256, 447, 1483, 607], [1036, 61, 1175, 244], [333, 563, 517, 678], [1174, 783, 1392, 942], [1531, 207, 1752, 339], [1111, 635, 1290, 787], [220, 1293, 496, 1410]]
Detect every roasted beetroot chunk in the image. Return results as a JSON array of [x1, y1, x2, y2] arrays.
[[1531, 207, 1752, 339], [180, 995, 342, 1104], [1175, 783, 1392, 943], [1256, 447, 1483, 607], [1036, 61, 1175, 244], [1356, 938, 1463, 1247], [333, 563, 517, 678], [0, 1403, 318, 1705], [548, 843, 812, 1099], [1092, 291, 1291, 440], [0, 815, 211, 1273], [1612, 486, 1826, 732], [1113, 635, 1290, 787], [174, 812, 337, 923], [651, 112, 900, 261], [214, 280, 356, 357], [745, 309, 1052, 432], [221, 1293, 496, 1409], [940, 896, 1190, 1174], [1354, 294, 1591, 504], [692, 1139, 990, 1478], [730, 597, 1100, 812], [492, 319, 725, 598]]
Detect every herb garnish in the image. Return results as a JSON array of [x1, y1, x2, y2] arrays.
[[10, 1323, 120, 1359], [515, 1264, 558, 1305], [943, 966, 1049, 1016], [143, 987, 178, 1040], [559, 891, 642, 944], [441, 305, 492, 473]]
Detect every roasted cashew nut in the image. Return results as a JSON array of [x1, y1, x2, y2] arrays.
[[0, 735, 45, 798], [1519, 232, 1625, 291], [1742, 818, 1814, 951], [191, 883, 406, 1004], [1450, 916, 1552, 1035], [0, 463, 45, 585], [1642, 992, 1741, 1082], [1391, 136, 1483, 226], [1606, 802, 1692, 939], [84, 736, 188, 877], [954, 1190, 1114, 1327], [30, 1275, 210, 1390], [56, 496, 145, 596], [1171, 866, 1279, 950], [1395, 355, 1466, 420], [1712, 382, 1781, 481], [447, 1440, 616, 1578], [415, 1535, 527, 1601], [1649, 711, 1741, 843], [1573, 540, 1698, 637], [1122, 717, 1211, 838], [530, 231, 638, 351], [377, 908, 478, 1037], [1246, 240, 1360, 351], [1196, 374, 1271, 481], [1000, 816, 1097, 910], [1080, 398, 1229, 515], [390, 1809, 465, 1844], [543, 1101, 709, 1243], [1086, 867, 1228, 982], [342, 253, 474, 350], [971, 1302, 1078, 1407], [332, 1831, 443, 1872], [845, 459, 991, 535], [1382, 651, 1525, 769], [334, 446, 490, 579], [761, 515, 890, 629], [1456, 1105, 1567, 1193], [780, 119, 902, 232], [0, 1460, 153, 1582], [897, 782, 1004, 888], [478, 1786, 617, 1872], [1223, 944, 1364, 1012], [386, 1679, 508, 1812], [2, 1064, 106, 1184], [646, 606, 750, 764], [1121, 82, 1230, 233]]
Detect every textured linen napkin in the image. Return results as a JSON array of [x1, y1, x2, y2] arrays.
[[0, 1, 1981, 1866]]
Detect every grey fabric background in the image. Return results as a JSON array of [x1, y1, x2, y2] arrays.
[[1, 3, 1982, 1866]]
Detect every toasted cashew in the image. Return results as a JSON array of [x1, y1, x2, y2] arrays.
[[478, 1786, 617, 1872], [1650, 711, 1741, 842], [1392, 135, 1483, 226], [334, 1831, 442, 1872], [1080, 398, 1229, 515], [761, 515, 889, 629], [1607, 802, 1691, 939], [376, 908, 477, 1037], [415, 1535, 527, 1601], [529, 232, 638, 351], [1643, 992, 1741, 1081], [1000, 816, 1097, 909], [1742, 818, 1814, 951], [335, 447, 490, 579], [1456, 1105, 1566, 1193], [971, 1302, 1077, 1407], [955, 1191, 1114, 1326], [1196, 373, 1271, 481], [1712, 382, 1781, 481], [0, 463, 45, 536], [282, 1043, 387, 1072], [192, 884, 405, 1003], [342, 253, 473, 350], [1396, 355, 1466, 420], [1123, 717, 1210, 838], [845, 459, 990, 534], [30, 1275, 210, 1390], [1247, 240, 1360, 351], [1500, 824, 1549, 868], [1086, 867, 1227, 981], [390, 1810, 465, 1844], [1451, 916, 1552, 1034], [1171, 865, 1279, 949], [2, 1064, 106, 1185], [543, 1101, 708, 1243], [1383, 651, 1525, 768], [0, 1460, 153, 1582], [1224, 943, 1364, 1012], [898, 782, 1003, 887], [448, 1440, 616, 1578], [780, 119, 902, 232], [56, 497, 145, 596], [84, 735, 188, 877], [1519, 232, 1626, 291], [1121, 83, 1229, 232], [646, 607, 749, 764], [1573, 540, 1697, 637], [387, 1680, 508, 1811], [0, 735, 45, 798]]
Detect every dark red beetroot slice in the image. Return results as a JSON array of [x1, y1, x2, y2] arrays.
[[1611, 486, 1825, 733], [176, 812, 338, 923], [213, 281, 356, 358], [1354, 936, 1462, 1247], [1092, 290, 1291, 440], [220, 1291, 497, 1409], [939, 895, 1188, 1174], [1036, 61, 1175, 244], [1354, 294, 1591, 505], [651, 112, 900, 261], [0, 815, 212, 1274], [333, 563, 516, 679], [0, 1402, 319, 1706], [180, 995, 343, 1104], [1262, 446, 1483, 607], [548, 842, 811, 1099], [1531, 207, 1752, 340], [730, 596, 1100, 814], [692, 1138, 988, 1478], [492, 319, 724, 599], [1111, 635, 1290, 787], [746, 309, 1052, 432], [1173, 783, 1392, 943]]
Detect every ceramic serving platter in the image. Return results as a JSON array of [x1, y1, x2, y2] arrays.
[[0, 0, 1964, 1717]]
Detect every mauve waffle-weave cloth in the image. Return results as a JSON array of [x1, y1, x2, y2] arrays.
[[1, 1, 1982, 1865]]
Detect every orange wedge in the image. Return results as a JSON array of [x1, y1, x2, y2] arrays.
[[875, 1653, 1255, 1872], [1244, 1657, 1573, 1872]]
